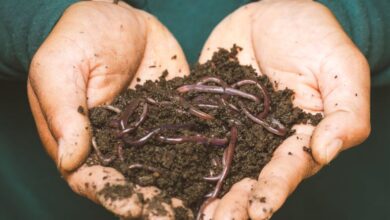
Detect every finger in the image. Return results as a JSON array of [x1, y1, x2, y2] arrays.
[[171, 198, 194, 219], [142, 200, 175, 220], [213, 178, 256, 220], [199, 4, 261, 73], [67, 165, 143, 218], [129, 10, 190, 88], [200, 199, 220, 220], [27, 80, 58, 162], [28, 2, 148, 171], [29, 43, 91, 172], [248, 125, 321, 220], [312, 48, 370, 164]]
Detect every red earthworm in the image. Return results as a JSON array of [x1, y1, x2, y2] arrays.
[[231, 79, 270, 119], [203, 174, 222, 182], [91, 137, 116, 165], [196, 103, 219, 109], [210, 126, 238, 197], [174, 96, 214, 120], [123, 127, 161, 147], [145, 97, 171, 106], [108, 119, 120, 128], [102, 105, 122, 113], [195, 77, 240, 112], [196, 76, 228, 87], [117, 142, 125, 162], [128, 163, 161, 173], [239, 101, 287, 136], [118, 102, 149, 137], [176, 84, 259, 102], [197, 127, 238, 220], [123, 123, 197, 147], [156, 135, 228, 146], [188, 107, 215, 120], [119, 99, 141, 130]]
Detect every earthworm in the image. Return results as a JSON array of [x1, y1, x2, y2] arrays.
[[231, 79, 270, 119], [239, 101, 287, 136], [123, 127, 161, 147], [195, 77, 241, 112], [120, 99, 141, 130], [196, 103, 219, 109], [128, 163, 161, 173], [123, 123, 197, 147], [203, 174, 222, 182], [188, 107, 215, 120], [102, 105, 122, 113], [117, 142, 125, 162], [197, 127, 238, 219], [91, 137, 116, 165], [210, 126, 238, 197], [174, 96, 214, 120], [196, 76, 228, 87], [177, 84, 259, 102], [118, 102, 149, 137], [156, 135, 228, 146], [145, 97, 171, 106]]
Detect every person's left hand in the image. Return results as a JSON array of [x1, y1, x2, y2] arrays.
[[197, 1, 370, 219]]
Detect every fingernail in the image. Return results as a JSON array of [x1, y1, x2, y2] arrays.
[[57, 139, 64, 170], [326, 139, 343, 163]]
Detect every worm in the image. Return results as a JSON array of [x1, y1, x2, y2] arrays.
[[118, 102, 149, 137], [91, 137, 116, 165], [239, 101, 287, 136], [174, 95, 215, 120], [197, 126, 238, 219], [231, 79, 270, 119], [123, 123, 197, 147], [156, 135, 228, 146], [119, 99, 141, 130], [177, 84, 259, 102], [128, 163, 161, 173], [102, 105, 122, 113]]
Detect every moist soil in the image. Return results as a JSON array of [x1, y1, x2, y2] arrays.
[[86, 46, 321, 217]]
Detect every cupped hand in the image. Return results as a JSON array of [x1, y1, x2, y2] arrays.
[[27, 1, 191, 218], [198, 0, 370, 219]]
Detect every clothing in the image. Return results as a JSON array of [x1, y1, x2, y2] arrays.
[[0, 0, 390, 84]]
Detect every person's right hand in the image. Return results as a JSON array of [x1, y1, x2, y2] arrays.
[[27, 1, 191, 219]]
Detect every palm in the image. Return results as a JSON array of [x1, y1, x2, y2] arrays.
[[198, 1, 370, 219], [28, 1, 189, 219]]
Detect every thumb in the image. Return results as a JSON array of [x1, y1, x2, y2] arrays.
[[311, 48, 371, 164], [29, 45, 91, 172]]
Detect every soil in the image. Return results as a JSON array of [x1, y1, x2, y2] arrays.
[[87, 46, 322, 218]]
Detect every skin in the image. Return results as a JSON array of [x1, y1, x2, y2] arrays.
[[28, 0, 370, 219], [28, 1, 189, 219], [198, 0, 370, 219]]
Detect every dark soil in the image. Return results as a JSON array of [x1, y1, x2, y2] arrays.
[[87, 46, 321, 217]]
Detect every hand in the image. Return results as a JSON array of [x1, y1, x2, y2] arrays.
[[198, 0, 370, 219], [27, 1, 191, 218]]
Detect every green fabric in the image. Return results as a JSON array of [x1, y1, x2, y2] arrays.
[[317, 0, 390, 85], [0, 0, 78, 80]]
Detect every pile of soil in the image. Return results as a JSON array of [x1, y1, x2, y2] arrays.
[[86, 46, 321, 217]]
